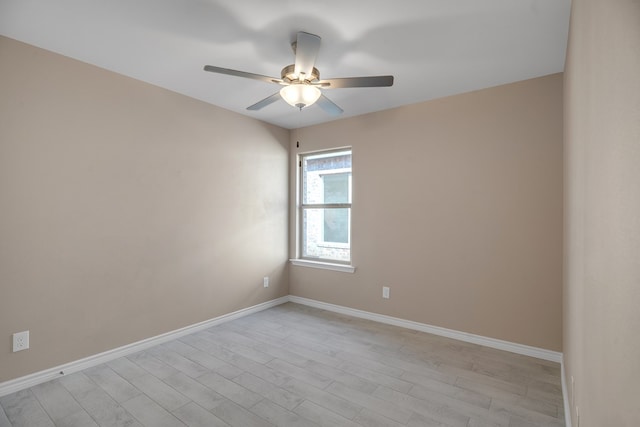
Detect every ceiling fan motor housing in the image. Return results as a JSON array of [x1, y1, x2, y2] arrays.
[[281, 64, 320, 83]]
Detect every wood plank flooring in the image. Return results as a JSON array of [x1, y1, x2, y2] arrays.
[[0, 303, 565, 426]]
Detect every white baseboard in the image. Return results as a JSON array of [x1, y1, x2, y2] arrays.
[[0, 296, 289, 398], [288, 296, 563, 363], [0, 294, 564, 399], [561, 358, 573, 427]]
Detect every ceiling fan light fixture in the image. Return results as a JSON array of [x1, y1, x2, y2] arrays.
[[280, 84, 321, 110]]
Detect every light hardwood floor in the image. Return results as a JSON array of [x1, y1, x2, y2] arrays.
[[0, 303, 565, 427]]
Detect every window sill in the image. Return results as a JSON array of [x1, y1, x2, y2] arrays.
[[289, 259, 356, 273]]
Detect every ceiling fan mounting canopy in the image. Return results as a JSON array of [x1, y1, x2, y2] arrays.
[[203, 31, 394, 115]]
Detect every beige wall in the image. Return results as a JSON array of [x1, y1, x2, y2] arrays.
[[563, 0, 640, 425], [1, 32, 566, 386], [290, 74, 564, 351], [0, 36, 289, 382]]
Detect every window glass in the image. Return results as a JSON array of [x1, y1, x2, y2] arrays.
[[323, 207, 349, 244]]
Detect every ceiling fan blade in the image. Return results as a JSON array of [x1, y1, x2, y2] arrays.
[[246, 92, 282, 111], [316, 94, 344, 116], [204, 65, 282, 84], [294, 32, 321, 80], [318, 75, 394, 89]]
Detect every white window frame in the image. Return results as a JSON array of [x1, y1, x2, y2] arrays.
[[296, 148, 353, 269]]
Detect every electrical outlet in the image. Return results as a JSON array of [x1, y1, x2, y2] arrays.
[[263, 276, 269, 288], [382, 286, 390, 299], [13, 331, 29, 352]]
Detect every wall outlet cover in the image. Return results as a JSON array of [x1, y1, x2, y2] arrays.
[[13, 331, 29, 352]]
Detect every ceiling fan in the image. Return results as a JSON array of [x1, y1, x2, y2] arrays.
[[203, 31, 394, 116]]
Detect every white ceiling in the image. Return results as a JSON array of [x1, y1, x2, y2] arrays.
[[0, 0, 571, 129]]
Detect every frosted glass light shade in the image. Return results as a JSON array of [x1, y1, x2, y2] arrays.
[[280, 84, 321, 109]]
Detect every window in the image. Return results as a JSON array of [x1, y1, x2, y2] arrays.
[[299, 149, 352, 263]]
